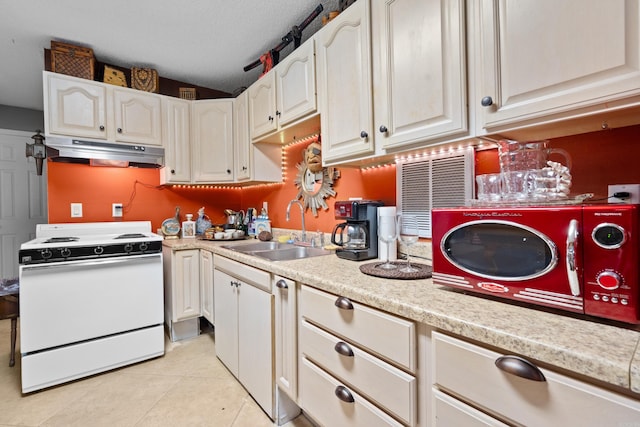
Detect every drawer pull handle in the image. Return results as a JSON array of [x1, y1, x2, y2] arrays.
[[334, 385, 355, 403], [334, 296, 354, 310], [275, 279, 288, 289], [495, 356, 546, 382], [334, 341, 354, 357]]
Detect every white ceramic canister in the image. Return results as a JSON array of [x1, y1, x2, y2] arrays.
[[377, 206, 397, 262]]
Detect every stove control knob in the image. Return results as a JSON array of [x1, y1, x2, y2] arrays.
[[596, 270, 621, 290], [41, 249, 52, 259], [94, 246, 104, 255], [60, 248, 71, 257], [139, 242, 148, 251], [124, 243, 134, 252]]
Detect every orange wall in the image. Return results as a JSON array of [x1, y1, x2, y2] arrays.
[[47, 140, 396, 233], [47, 124, 640, 232]]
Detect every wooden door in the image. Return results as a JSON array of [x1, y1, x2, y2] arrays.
[[476, 0, 640, 130], [113, 89, 162, 145], [191, 100, 234, 183], [161, 98, 191, 184], [233, 91, 251, 182], [248, 71, 277, 140], [316, 0, 375, 163], [213, 268, 239, 377], [277, 38, 317, 127], [0, 129, 47, 280]]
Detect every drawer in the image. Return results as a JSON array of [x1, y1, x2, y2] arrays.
[[300, 285, 416, 372], [300, 319, 416, 426], [215, 255, 271, 292], [299, 356, 404, 427], [432, 389, 508, 427], [433, 331, 640, 426]]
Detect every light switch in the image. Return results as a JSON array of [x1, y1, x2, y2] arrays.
[[71, 203, 82, 218], [112, 203, 123, 218]]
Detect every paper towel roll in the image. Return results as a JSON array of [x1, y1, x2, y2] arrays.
[[377, 206, 397, 261]]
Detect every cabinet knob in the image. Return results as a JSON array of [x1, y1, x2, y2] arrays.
[[334, 296, 354, 310], [276, 110, 281, 117], [170, 169, 176, 174], [481, 96, 494, 107], [334, 341, 354, 357], [226, 169, 231, 174], [99, 125, 105, 131], [334, 385, 355, 403], [268, 115, 274, 122], [360, 131, 368, 139], [275, 279, 288, 289], [379, 125, 388, 134], [495, 355, 546, 382], [242, 166, 248, 171], [117, 127, 123, 133]]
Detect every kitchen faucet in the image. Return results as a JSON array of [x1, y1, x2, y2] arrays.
[[286, 200, 306, 243]]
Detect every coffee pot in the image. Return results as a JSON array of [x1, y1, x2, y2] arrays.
[[331, 222, 367, 250], [331, 200, 383, 261]]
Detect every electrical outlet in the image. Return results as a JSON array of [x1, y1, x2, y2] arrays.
[[112, 203, 123, 218], [71, 203, 82, 218], [608, 184, 640, 204]]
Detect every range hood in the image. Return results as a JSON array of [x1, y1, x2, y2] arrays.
[[45, 137, 164, 168]]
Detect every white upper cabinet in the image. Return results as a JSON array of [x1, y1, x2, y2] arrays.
[[316, 0, 375, 163], [248, 37, 317, 141], [373, 0, 467, 151], [44, 71, 163, 146], [161, 97, 191, 184], [112, 88, 162, 145], [44, 72, 107, 140], [474, 0, 640, 133], [234, 91, 252, 182], [191, 99, 234, 183]]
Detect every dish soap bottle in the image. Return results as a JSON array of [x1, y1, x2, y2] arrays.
[[182, 214, 196, 239]]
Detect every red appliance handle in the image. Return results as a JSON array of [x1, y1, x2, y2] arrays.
[[566, 219, 580, 296]]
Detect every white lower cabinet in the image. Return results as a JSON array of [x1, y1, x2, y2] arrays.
[[199, 250, 214, 325], [162, 247, 201, 341], [298, 285, 417, 426], [431, 331, 640, 426], [214, 256, 274, 419]]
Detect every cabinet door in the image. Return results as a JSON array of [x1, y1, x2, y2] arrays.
[[274, 276, 297, 401], [172, 249, 200, 322], [277, 38, 317, 127], [161, 98, 191, 184], [373, 0, 467, 150], [238, 279, 274, 416], [234, 91, 251, 182], [44, 72, 107, 140], [476, 0, 640, 131], [316, 0, 375, 163], [192, 99, 234, 183], [213, 269, 239, 377], [199, 250, 214, 325], [113, 89, 162, 145], [248, 70, 277, 140]]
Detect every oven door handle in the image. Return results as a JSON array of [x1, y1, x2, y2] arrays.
[[20, 253, 161, 271], [566, 219, 580, 296]]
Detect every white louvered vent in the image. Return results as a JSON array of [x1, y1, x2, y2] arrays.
[[397, 148, 474, 238]]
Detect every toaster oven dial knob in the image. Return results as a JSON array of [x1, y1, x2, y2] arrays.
[[596, 270, 622, 290]]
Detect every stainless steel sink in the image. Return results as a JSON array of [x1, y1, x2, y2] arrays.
[[225, 241, 284, 252], [222, 241, 332, 261]]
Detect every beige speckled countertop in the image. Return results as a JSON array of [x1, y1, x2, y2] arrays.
[[163, 237, 640, 396]]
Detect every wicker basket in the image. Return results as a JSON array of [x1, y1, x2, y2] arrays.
[[131, 67, 159, 93], [50, 41, 95, 80], [179, 87, 196, 100]]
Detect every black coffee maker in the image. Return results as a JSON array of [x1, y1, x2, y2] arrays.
[[331, 200, 383, 261]]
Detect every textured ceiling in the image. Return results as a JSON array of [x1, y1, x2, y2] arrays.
[[0, 0, 339, 111]]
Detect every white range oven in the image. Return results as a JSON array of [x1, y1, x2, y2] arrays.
[[18, 221, 164, 393]]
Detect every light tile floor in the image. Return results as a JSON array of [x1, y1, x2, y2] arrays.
[[0, 319, 313, 427]]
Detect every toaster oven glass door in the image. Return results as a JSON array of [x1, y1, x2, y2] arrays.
[[441, 220, 559, 281]]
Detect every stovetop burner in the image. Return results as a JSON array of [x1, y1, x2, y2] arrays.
[[44, 237, 80, 243], [114, 233, 148, 239]]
